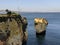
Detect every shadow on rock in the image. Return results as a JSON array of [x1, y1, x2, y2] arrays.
[[36, 30, 46, 36], [22, 41, 27, 45], [36, 33, 46, 45]]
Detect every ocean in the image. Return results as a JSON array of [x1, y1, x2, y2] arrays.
[[20, 12, 60, 45]]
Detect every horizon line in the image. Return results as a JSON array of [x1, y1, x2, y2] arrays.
[[0, 9, 60, 13]]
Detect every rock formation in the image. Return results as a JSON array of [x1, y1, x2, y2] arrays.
[[0, 9, 28, 45], [34, 18, 48, 35]]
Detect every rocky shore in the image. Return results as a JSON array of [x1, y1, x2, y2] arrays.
[[0, 9, 28, 45]]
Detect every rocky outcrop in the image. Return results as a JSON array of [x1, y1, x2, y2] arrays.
[[34, 18, 48, 35], [0, 10, 28, 45], [22, 17, 28, 41]]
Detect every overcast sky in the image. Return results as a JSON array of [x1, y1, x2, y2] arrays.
[[0, 0, 60, 12]]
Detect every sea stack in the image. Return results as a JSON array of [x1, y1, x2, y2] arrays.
[[0, 9, 28, 45], [34, 18, 48, 35]]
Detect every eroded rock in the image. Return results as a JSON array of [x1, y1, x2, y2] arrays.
[[0, 10, 28, 45], [34, 18, 48, 35]]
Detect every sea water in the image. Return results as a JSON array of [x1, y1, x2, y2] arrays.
[[21, 12, 60, 45]]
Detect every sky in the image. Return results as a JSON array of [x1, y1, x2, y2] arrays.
[[0, 0, 60, 12]]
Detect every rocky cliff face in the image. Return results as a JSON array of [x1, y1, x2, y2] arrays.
[[0, 10, 28, 45]]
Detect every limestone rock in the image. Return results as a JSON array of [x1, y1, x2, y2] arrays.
[[0, 10, 28, 45], [34, 18, 48, 35]]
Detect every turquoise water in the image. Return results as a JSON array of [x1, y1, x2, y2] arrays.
[[21, 12, 60, 45]]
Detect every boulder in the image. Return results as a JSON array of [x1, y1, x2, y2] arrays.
[[34, 18, 48, 35]]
